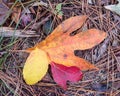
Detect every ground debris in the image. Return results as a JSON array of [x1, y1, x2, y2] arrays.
[[0, 27, 39, 37]]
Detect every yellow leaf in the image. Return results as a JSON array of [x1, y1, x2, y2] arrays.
[[23, 48, 50, 85]]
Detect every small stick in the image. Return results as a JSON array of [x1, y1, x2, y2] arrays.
[[9, 50, 31, 53]]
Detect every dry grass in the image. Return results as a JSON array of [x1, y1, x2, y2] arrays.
[[0, 0, 120, 96]]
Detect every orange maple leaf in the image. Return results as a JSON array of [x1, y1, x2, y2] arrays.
[[27, 16, 107, 70], [23, 15, 107, 85]]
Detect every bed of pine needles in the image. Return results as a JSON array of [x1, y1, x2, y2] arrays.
[[0, 0, 120, 96]]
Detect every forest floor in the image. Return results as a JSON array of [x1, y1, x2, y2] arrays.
[[0, 0, 120, 96]]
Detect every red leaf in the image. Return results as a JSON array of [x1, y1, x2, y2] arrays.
[[51, 62, 83, 89]]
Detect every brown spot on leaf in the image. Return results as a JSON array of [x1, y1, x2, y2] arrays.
[[63, 54, 67, 59]]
